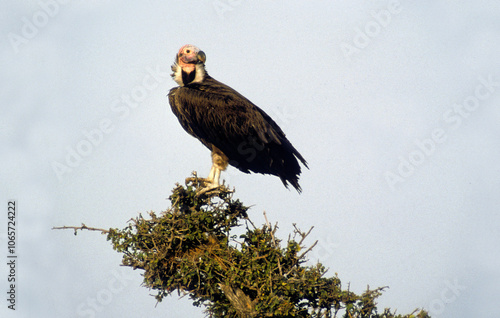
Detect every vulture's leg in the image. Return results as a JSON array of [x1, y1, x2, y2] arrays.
[[207, 164, 217, 184], [186, 147, 229, 194], [197, 148, 228, 193], [209, 146, 228, 185]]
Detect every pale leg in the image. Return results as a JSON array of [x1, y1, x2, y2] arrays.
[[207, 164, 216, 182]]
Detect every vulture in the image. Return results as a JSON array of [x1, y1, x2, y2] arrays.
[[168, 44, 308, 192]]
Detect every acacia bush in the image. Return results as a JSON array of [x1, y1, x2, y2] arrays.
[[104, 178, 430, 318]]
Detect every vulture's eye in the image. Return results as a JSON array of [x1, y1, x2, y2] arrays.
[[186, 49, 191, 54]]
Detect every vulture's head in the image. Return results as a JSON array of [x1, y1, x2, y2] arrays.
[[171, 44, 206, 86]]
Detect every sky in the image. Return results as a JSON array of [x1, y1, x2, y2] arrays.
[[1, 1, 500, 317]]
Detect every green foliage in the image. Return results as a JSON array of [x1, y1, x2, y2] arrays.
[[107, 180, 430, 318]]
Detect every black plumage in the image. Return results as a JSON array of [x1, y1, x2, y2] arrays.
[[168, 45, 307, 192]]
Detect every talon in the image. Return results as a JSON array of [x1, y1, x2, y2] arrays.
[[196, 184, 225, 196], [185, 166, 231, 197]]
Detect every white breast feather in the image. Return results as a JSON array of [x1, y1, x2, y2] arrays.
[[171, 63, 206, 86]]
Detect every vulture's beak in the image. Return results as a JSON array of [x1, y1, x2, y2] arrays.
[[197, 51, 206, 64]]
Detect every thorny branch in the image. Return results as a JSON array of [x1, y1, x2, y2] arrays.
[[52, 223, 109, 235]]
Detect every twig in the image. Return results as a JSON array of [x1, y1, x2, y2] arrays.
[[52, 223, 109, 235], [291, 224, 319, 264], [297, 240, 318, 261], [263, 212, 275, 244], [263, 211, 282, 276], [245, 217, 257, 230], [292, 223, 314, 246]]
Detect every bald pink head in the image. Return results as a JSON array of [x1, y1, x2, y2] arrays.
[[176, 44, 206, 73]]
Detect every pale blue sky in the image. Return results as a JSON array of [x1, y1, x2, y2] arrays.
[[1, 1, 500, 317]]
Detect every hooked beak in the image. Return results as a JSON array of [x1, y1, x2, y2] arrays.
[[196, 51, 206, 64], [179, 50, 206, 64]]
